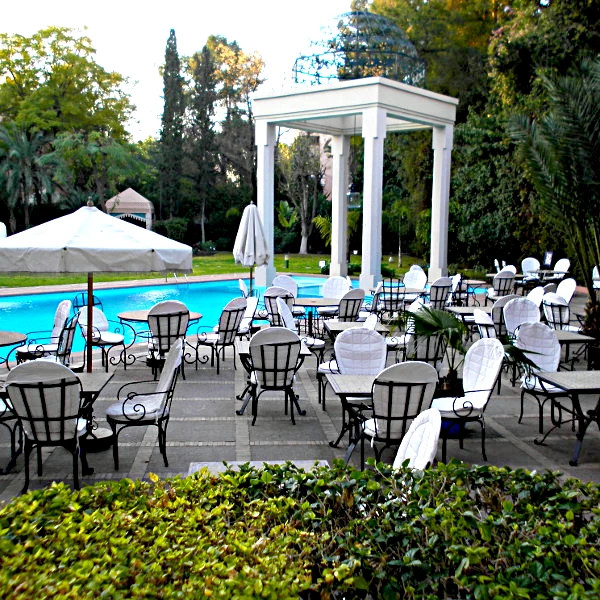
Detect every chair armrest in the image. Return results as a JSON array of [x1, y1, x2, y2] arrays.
[[117, 379, 158, 400]]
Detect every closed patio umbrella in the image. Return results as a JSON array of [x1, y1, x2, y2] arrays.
[[232, 202, 270, 297], [0, 205, 192, 371]]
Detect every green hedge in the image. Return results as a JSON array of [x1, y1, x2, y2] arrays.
[[0, 461, 598, 599]]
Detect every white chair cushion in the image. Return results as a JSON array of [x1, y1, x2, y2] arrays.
[[106, 395, 166, 421], [317, 306, 338, 317], [431, 393, 488, 418], [95, 332, 124, 345], [520, 374, 563, 394], [292, 307, 306, 316], [17, 343, 59, 355], [386, 334, 410, 350], [317, 359, 338, 374], [197, 332, 219, 346], [302, 336, 325, 349]]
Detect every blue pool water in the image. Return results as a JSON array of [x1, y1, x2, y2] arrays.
[[0, 277, 328, 352]]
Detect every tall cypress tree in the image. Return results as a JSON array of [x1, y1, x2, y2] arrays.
[[159, 29, 184, 219], [186, 46, 218, 244]]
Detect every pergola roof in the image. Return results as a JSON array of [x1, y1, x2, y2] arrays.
[[105, 188, 154, 216], [253, 76, 458, 135]]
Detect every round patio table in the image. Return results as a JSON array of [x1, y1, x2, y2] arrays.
[[118, 309, 202, 323], [0, 331, 27, 368], [293, 298, 339, 336]]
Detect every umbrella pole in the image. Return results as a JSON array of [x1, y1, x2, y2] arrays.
[[87, 273, 93, 373], [249, 265, 254, 297]]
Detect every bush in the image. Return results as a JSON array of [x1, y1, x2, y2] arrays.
[[154, 218, 189, 243], [193, 240, 216, 256], [0, 462, 598, 599]]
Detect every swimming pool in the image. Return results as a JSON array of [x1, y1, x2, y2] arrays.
[[0, 277, 330, 352]]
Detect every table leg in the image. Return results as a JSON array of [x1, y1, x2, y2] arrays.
[[569, 394, 599, 467]]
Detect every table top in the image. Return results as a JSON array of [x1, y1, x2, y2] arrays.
[[118, 310, 202, 323], [324, 321, 390, 334], [462, 279, 486, 286], [0, 370, 113, 397], [293, 297, 339, 307], [236, 339, 312, 357], [369, 287, 425, 295], [0, 331, 27, 348], [326, 373, 377, 397], [536, 370, 600, 393], [447, 305, 493, 316], [555, 330, 596, 343]]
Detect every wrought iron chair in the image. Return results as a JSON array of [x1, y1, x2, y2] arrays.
[[379, 278, 405, 321], [147, 300, 189, 379], [106, 339, 183, 470], [78, 307, 134, 372], [336, 288, 366, 322], [431, 338, 504, 462], [236, 296, 259, 340], [272, 274, 305, 317], [423, 277, 452, 309], [392, 407, 441, 470], [486, 270, 516, 305], [316, 276, 351, 319], [6, 361, 90, 494], [503, 297, 540, 340], [196, 297, 246, 374], [248, 327, 304, 425], [72, 292, 103, 315], [262, 286, 295, 327], [402, 268, 427, 304], [491, 294, 519, 338], [358, 361, 438, 469], [16, 299, 72, 363]]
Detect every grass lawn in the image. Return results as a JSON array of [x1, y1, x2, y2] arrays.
[[0, 252, 426, 288]]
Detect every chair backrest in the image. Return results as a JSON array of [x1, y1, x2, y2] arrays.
[[593, 266, 600, 289], [409, 264, 424, 272], [155, 339, 184, 399], [363, 313, 379, 330], [406, 334, 447, 372], [553, 258, 570, 277], [403, 269, 427, 290], [263, 286, 294, 327], [272, 275, 298, 297], [238, 279, 248, 298], [392, 407, 441, 470], [148, 301, 190, 354], [250, 327, 301, 388], [72, 292, 103, 315], [6, 361, 81, 442], [216, 297, 247, 344], [542, 282, 557, 294], [368, 281, 383, 314], [337, 288, 365, 322], [461, 338, 504, 410], [241, 296, 258, 321], [55, 314, 79, 366], [492, 271, 515, 295], [78, 306, 109, 336], [321, 276, 350, 299], [503, 297, 540, 337], [521, 257, 540, 277], [276, 297, 297, 332], [503, 264, 517, 274], [474, 309, 496, 339], [334, 328, 387, 375], [516, 322, 560, 373], [526, 286, 545, 307], [541, 292, 571, 331], [51, 300, 72, 340], [428, 277, 452, 309], [380, 279, 404, 313], [556, 278, 576, 304], [371, 361, 438, 443], [491, 294, 519, 337]]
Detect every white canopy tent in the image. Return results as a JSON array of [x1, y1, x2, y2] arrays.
[[0, 206, 192, 371], [253, 76, 458, 289]]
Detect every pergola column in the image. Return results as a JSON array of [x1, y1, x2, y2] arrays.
[[329, 134, 349, 277], [255, 120, 276, 287], [359, 107, 387, 291], [428, 124, 454, 281]]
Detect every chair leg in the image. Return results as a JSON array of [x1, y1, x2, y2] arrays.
[[37, 445, 43, 476], [519, 390, 526, 424], [110, 422, 120, 470], [72, 446, 80, 490], [158, 422, 169, 467], [479, 418, 487, 461], [22, 439, 32, 495], [287, 389, 296, 425], [251, 386, 258, 426], [216, 348, 220, 375]]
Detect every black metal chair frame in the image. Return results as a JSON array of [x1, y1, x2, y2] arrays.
[[195, 302, 246, 375], [249, 339, 303, 426], [0, 397, 20, 475], [486, 275, 515, 305], [337, 292, 365, 322], [107, 364, 181, 471], [147, 309, 189, 379], [426, 283, 452, 310], [264, 289, 295, 327], [72, 293, 103, 315], [379, 278, 405, 321], [358, 377, 434, 469], [6, 376, 90, 494]]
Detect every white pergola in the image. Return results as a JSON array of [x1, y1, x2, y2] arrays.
[[253, 76, 458, 290]]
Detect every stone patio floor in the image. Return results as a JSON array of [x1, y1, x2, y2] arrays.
[[0, 289, 598, 503]]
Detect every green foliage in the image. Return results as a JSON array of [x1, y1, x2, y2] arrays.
[[276, 200, 298, 230], [154, 217, 188, 243], [0, 462, 598, 599]]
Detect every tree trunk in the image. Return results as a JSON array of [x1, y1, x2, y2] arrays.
[[200, 198, 206, 244]]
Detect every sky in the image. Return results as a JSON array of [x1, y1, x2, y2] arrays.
[[2, 0, 352, 141]]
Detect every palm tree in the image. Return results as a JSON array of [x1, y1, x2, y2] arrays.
[[0, 125, 55, 231], [509, 57, 600, 336]]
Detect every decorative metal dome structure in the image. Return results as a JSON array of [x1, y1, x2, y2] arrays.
[[293, 10, 425, 86]]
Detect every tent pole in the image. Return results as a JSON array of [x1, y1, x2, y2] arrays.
[[87, 273, 93, 373]]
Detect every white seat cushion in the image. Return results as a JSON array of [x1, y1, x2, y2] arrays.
[[431, 393, 488, 418], [197, 332, 219, 346], [17, 343, 59, 355], [255, 309, 268, 320], [317, 359, 338, 374], [302, 336, 325, 349], [386, 334, 410, 350], [520, 374, 563, 394], [94, 332, 124, 345], [292, 307, 306, 317], [106, 395, 166, 421], [317, 306, 338, 317]]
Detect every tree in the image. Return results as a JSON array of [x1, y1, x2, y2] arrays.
[[278, 134, 325, 254], [159, 29, 185, 219], [185, 46, 218, 244], [0, 27, 132, 138], [509, 58, 600, 335], [0, 124, 56, 231]]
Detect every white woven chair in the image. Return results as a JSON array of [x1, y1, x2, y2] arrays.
[[402, 269, 427, 303], [541, 293, 580, 333], [336, 288, 366, 322], [431, 338, 504, 462], [238, 279, 248, 298], [359, 361, 438, 469], [486, 270, 515, 305], [262, 286, 294, 326], [107, 339, 183, 470], [237, 296, 259, 340], [317, 276, 351, 318], [272, 275, 305, 317], [556, 278, 576, 305], [392, 407, 441, 470], [16, 299, 72, 363], [491, 294, 519, 338], [473, 309, 496, 339], [552, 258, 570, 279], [503, 297, 540, 339], [516, 322, 563, 434], [147, 300, 189, 378], [593, 266, 600, 290], [423, 277, 452, 309], [503, 264, 517, 274], [526, 286, 545, 307], [521, 257, 541, 281], [357, 281, 382, 321], [385, 298, 423, 363]]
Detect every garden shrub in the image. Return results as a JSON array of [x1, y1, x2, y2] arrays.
[[0, 461, 598, 599]]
